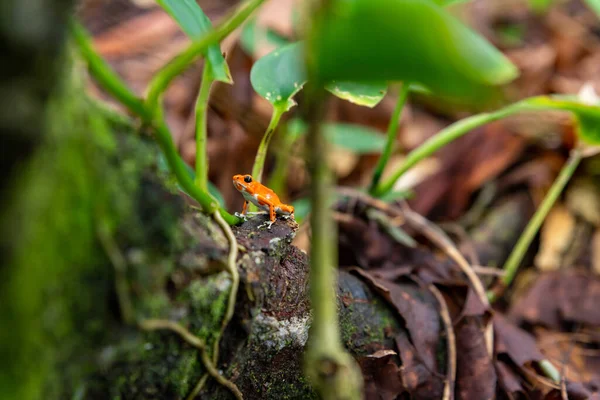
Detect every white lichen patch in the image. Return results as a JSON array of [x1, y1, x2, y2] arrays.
[[268, 237, 282, 252], [253, 314, 310, 351]]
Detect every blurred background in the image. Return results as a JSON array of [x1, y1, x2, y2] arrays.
[[2, 0, 600, 398]]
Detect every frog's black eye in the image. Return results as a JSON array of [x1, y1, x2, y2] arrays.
[[244, 175, 252, 183]]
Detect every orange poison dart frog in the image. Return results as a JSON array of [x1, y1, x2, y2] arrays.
[[232, 174, 294, 228]]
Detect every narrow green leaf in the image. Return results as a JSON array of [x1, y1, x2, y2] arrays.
[[157, 152, 226, 206], [156, 0, 232, 83], [310, 0, 519, 101], [379, 189, 414, 202], [325, 81, 388, 108]]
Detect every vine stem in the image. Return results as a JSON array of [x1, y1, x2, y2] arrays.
[[487, 148, 583, 302], [138, 319, 242, 400], [368, 83, 410, 193], [195, 66, 214, 192], [71, 19, 244, 224], [70, 21, 149, 119], [251, 105, 286, 183]]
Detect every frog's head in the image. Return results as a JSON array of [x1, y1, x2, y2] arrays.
[[233, 174, 253, 192]]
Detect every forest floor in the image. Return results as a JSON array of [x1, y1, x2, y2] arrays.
[[79, 0, 600, 398]]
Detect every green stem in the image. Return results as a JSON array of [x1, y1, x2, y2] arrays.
[[251, 105, 286, 182], [303, 1, 363, 391], [146, 0, 264, 112], [487, 148, 582, 302], [368, 83, 410, 193], [72, 22, 241, 225], [373, 104, 522, 197], [69, 21, 149, 120], [195, 66, 214, 191], [304, 85, 362, 400], [154, 121, 239, 224], [267, 123, 294, 196]]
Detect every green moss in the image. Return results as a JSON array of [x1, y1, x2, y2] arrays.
[[179, 272, 231, 351], [0, 51, 189, 400], [337, 274, 400, 357]]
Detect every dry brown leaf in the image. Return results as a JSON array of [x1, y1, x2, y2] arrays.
[[509, 271, 600, 328], [535, 204, 577, 271], [566, 177, 600, 227]]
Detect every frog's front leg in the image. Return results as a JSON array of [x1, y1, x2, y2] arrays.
[[235, 200, 249, 220]]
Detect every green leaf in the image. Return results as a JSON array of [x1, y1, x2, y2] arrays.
[[251, 42, 389, 109], [324, 124, 387, 153], [379, 189, 414, 202], [250, 42, 306, 111], [325, 81, 387, 108], [288, 119, 386, 153], [157, 152, 226, 207], [240, 19, 291, 57], [583, 0, 600, 18], [519, 97, 600, 144], [310, 0, 519, 101], [291, 198, 311, 224], [529, 0, 554, 12], [156, 0, 232, 83], [292, 195, 339, 224], [432, 0, 471, 5]]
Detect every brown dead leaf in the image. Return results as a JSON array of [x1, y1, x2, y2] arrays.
[[455, 316, 497, 400], [509, 271, 600, 329], [537, 331, 600, 388], [535, 204, 577, 272], [351, 270, 443, 375], [358, 349, 406, 400], [566, 177, 600, 227], [495, 314, 545, 367], [395, 331, 445, 400], [409, 124, 526, 219]]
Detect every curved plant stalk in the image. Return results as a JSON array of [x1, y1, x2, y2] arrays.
[[251, 105, 287, 183], [71, 20, 241, 225], [368, 83, 410, 193], [155, 121, 239, 224], [487, 148, 583, 302], [373, 104, 522, 197], [146, 0, 265, 112], [195, 66, 214, 192], [70, 21, 149, 120], [210, 211, 240, 360], [138, 319, 242, 400], [187, 210, 240, 399]]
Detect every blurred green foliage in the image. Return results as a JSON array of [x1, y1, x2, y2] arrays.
[[309, 0, 518, 101]]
